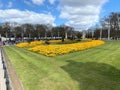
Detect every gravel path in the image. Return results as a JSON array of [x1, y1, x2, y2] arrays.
[[2, 48, 24, 90]]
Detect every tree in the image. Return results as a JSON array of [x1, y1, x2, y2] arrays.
[[100, 12, 120, 40], [14, 26, 23, 38], [58, 25, 66, 42], [22, 23, 34, 41], [76, 31, 82, 39], [0, 25, 3, 36], [9, 22, 18, 38], [35, 24, 44, 39], [51, 27, 58, 38], [2, 22, 11, 38]]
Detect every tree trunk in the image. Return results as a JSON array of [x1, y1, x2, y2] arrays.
[[62, 36, 64, 42]]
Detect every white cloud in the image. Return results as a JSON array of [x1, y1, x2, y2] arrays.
[[31, 0, 45, 5], [49, 0, 56, 4], [60, 0, 107, 7], [59, 0, 108, 30], [31, 0, 56, 5], [0, 9, 55, 25], [8, 2, 13, 8], [24, 0, 34, 7]]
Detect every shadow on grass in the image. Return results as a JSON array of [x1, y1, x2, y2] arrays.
[[61, 61, 120, 90]]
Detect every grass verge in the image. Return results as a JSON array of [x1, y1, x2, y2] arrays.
[[3, 40, 120, 90]]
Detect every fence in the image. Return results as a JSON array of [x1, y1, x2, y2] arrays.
[[0, 48, 13, 90]]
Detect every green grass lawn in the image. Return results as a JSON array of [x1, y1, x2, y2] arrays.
[[3, 40, 120, 90]]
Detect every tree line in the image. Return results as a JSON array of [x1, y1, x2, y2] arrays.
[[86, 12, 120, 40], [0, 12, 120, 42], [0, 22, 83, 42]]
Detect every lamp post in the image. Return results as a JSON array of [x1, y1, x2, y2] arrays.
[[82, 30, 86, 39], [100, 26, 102, 40], [92, 30, 94, 39]]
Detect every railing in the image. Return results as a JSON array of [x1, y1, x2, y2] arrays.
[[1, 48, 13, 90]]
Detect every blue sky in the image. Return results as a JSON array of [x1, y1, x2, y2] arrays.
[[0, 0, 120, 30], [100, 0, 120, 18]]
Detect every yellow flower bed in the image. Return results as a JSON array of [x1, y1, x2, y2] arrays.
[[16, 42, 29, 48], [16, 40, 62, 48], [29, 41, 44, 47], [28, 40, 105, 57], [16, 41, 43, 48]]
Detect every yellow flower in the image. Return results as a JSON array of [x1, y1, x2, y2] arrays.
[[17, 40, 105, 57], [16, 42, 29, 48]]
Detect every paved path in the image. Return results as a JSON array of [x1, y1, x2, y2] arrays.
[[0, 49, 6, 90]]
